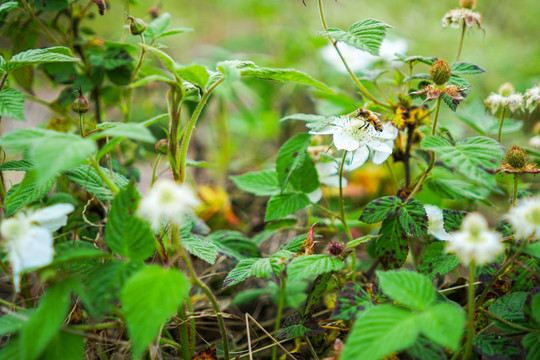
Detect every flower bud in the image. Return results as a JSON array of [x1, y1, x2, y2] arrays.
[[505, 146, 528, 169], [155, 139, 168, 154], [459, 0, 476, 9], [430, 60, 452, 85], [128, 16, 147, 36], [148, 6, 161, 19], [72, 88, 90, 114], [328, 241, 344, 256], [498, 82, 515, 97]]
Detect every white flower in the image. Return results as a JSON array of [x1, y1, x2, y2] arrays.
[[505, 197, 540, 241], [320, 38, 408, 73], [316, 161, 345, 188], [485, 93, 506, 114], [446, 212, 503, 266], [310, 116, 394, 153], [0, 204, 74, 290], [442, 8, 483, 29], [138, 179, 200, 231], [485, 84, 525, 114], [424, 205, 452, 241], [525, 85, 540, 111], [506, 93, 524, 113], [528, 135, 540, 149]]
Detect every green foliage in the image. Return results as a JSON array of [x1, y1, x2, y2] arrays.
[[239, 66, 333, 93], [121, 266, 190, 359], [427, 177, 491, 200], [418, 303, 464, 350], [276, 133, 311, 189], [320, 18, 392, 56], [4, 169, 55, 216], [377, 270, 435, 309], [181, 235, 219, 264], [90, 123, 156, 143], [474, 333, 522, 360], [1, 47, 79, 72], [398, 198, 428, 236], [287, 254, 344, 282], [223, 258, 258, 288], [523, 333, 540, 360], [0, 310, 34, 336], [105, 182, 156, 261], [450, 62, 485, 75], [230, 169, 281, 196], [418, 242, 460, 280], [66, 165, 129, 201], [265, 192, 311, 221], [489, 292, 529, 333], [332, 282, 373, 320], [0, 88, 25, 120], [40, 332, 85, 360], [359, 196, 401, 223], [376, 215, 408, 269], [442, 209, 466, 232]]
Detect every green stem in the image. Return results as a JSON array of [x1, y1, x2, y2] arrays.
[[177, 303, 191, 360], [125, 35, 147, 122], [431, 96, 442, 136], [20, 0, 62, 46], [185, 296, 196, 358], [463, 261, 476, 360], [512, 173, 519, 206], [166, 88, 182, 181], [480, 308, 540, 334], [456, 21, 467, 61], [272, 277, 287, 360], [316, 0, 390, 108], [79, 113, 85, 137], [338, 152, 356, 280], [497, 107, 507, 143], [178, 78, 224, 183], [90, 158, 120, 194], [0, 73, 8, 90]]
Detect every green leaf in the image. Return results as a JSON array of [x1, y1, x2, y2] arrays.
[[419, 303, 465, 350], [341, 305, 420, 360], [52, 245, 110, 266], [105, 183, 156, 261], [66, 165, 129, 201], [443, 209, 467, 232], [223, 258, 258, 287], [0, 159, 34, 171], [0, 310, 34, 336], [276, 133, 311, 189], [442, 75, 471, 111], [456, 101, 522, 136], [406, 337, 447, 360], [399, 198, 428, 236], [320, 18, 391, 56], [287, 254, 344, 282], [376, 215, 408, 269], [451, 62, 485, 75], [522, 242, 540, 259], [377, 270, 435, 309], [0, 88, 25, 120], [250, 256, 285, 279], [289, 157, 320, 194], [91, 123, 156, 143], [181, 235, 219, 265], [21, 279, 75, 360], [143, 44, 178, 76], [523, 333, 540, 360], [0, 128, 49, 152], [427, 177, 491, 200], [276, 324, 312, 339], [230, 169, 281, 196], [5, 169, 55, 216], [530, 293, 540, 324], [155, 28, 193, 39], [122, 266, 190, 359], [422, 136, 503, 186], [176, 64, 210, 89], [475, 333, 521, 360], [207, 230, 260, 260], [145, 12, 171, 38], [265, 192, 311, 221], [489, 292, 529, 333], [418, 242, 460, 280], [359, 196, 402, 223], [332, 282, 373, 320], [0, 1, 18, 13], [4, 47, 79, 72], [41, 332, 84, 360], [240, 66, 333, 93]]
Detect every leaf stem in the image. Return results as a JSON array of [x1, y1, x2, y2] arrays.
[[456, 21, 467, 61], [338, 151, 356, 280], [90, 157, 120, 194], [272, 276, 287, 360], [0, 73, 8, 91], [431, 96, 443, 136], [480, 308, 540, 334], [512, 173, 519, 206], [79, 113, 85, 137], [462, 261, 476, 360], [497, 107, 507, 143]]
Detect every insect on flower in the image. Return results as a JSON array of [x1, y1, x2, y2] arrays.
[[91, 0, 106, 15], [355, 108, 383, 132]]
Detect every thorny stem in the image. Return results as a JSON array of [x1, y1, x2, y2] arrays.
[[178, 78, 224, 183], [317, 0, 391, 109], [456, 21, 467, 61], [19, 0, 62, 46], [406, 97, 442, 200], [497, 107, 507, 143], [512, 173, 519, 206], [462, 261, 476, 360], [272, 277, 287, 360]]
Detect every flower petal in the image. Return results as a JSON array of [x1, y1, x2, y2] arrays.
[[344, 146, 369, 171], [333, 131, 360, 151], [28, 203, 74, 232]]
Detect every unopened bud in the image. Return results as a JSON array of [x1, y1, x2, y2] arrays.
[[148, 7, 160, 19], [328, 241, 344, 256], [459, 0, 476, 9], [128, 16, 147, 35], [505, 146, 528, 169], [72, 88, 90, 114], [498, 82, 515, 97], [430, 60, 452, 85], [155, 139, 168, 154]]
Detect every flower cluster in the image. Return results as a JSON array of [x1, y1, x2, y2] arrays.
[[442, 8, 484, 30], [0, 204, 74, 290], [485, 82, 524, 114], [525, 85, 540, 111], [506, 197, 540, 241]]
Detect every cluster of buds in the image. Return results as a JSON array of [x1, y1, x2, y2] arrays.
[[410, 60, 469, 105], [485, 83, 524, 114], [498, 146, 540, 174], [442, 0, 484, 30]]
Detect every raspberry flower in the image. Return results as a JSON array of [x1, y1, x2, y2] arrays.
[[0, 204, 75, 290], [485, 82, 524, 114], [442, 8, 484, 30], [424, 205, 452, 241], [525, 85, 540, 112], [138, 179, 200, 231], [446, 212, 503, 266], [505, 197, 540, 241]]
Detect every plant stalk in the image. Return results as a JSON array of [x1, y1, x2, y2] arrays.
[[456, 21, 467, 61], [272, 277, 287, 360], [512, 173, 519, 206], [463, 261, 476, 360], [497, 107, 507, 143]]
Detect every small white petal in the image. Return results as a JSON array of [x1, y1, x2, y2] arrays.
[[333, 131, 361, 151], [425, 205, 452, 241], [366, 139, 392, 154], [28, 203, 75, 232], [344, 147, 369, 172], [505, 196, 540, 241]]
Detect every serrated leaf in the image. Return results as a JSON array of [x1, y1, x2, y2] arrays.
[[321, 18, 391, 56], [474, 333, 521, 360], [399, 198, 428, 236], [230, 169, 281, 196], [66, 165, 129, 201], [207, 230, 260, 260], [276, 133, 311, 189], [276, 324, 312, 340], [240, 66, 333, 93], [419, 303, 465, 350], [287, 254, 343, 282], [443, 209, 466, 232], [418, 242, 460, 280], [223, 258, 258, 287], [359, 196, 402, 223], [289, 157, 320, 194], [176, 64, 210, 89], [0, 128, 50, 152], [489, 292, 529, 333], [406, 337, 447, 360], [341, 305, 420, 360], [5, 169, 55, 216], [4, 47, 79, 72], [523, 333, 540, 360], [376, 215, 409, 269], [451, 62, 485, 75], [422, 136, 503, 186], [121, 266, 190, 359], [0, 159, 34, 171], [265, 192, 311, 221], [105, 183, 156, 261], [332, 282, 373, 320], [91, 123, 156, 143], [250, 257, 283, 279], [377, 270, 435, 309], [0, 88, 25, 120], [181, 235, 219, 264], [427, 178, 490, 200]]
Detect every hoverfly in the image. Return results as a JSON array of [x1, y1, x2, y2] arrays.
[[91, 0, 106, 15], [355, 108, 383, 132]]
